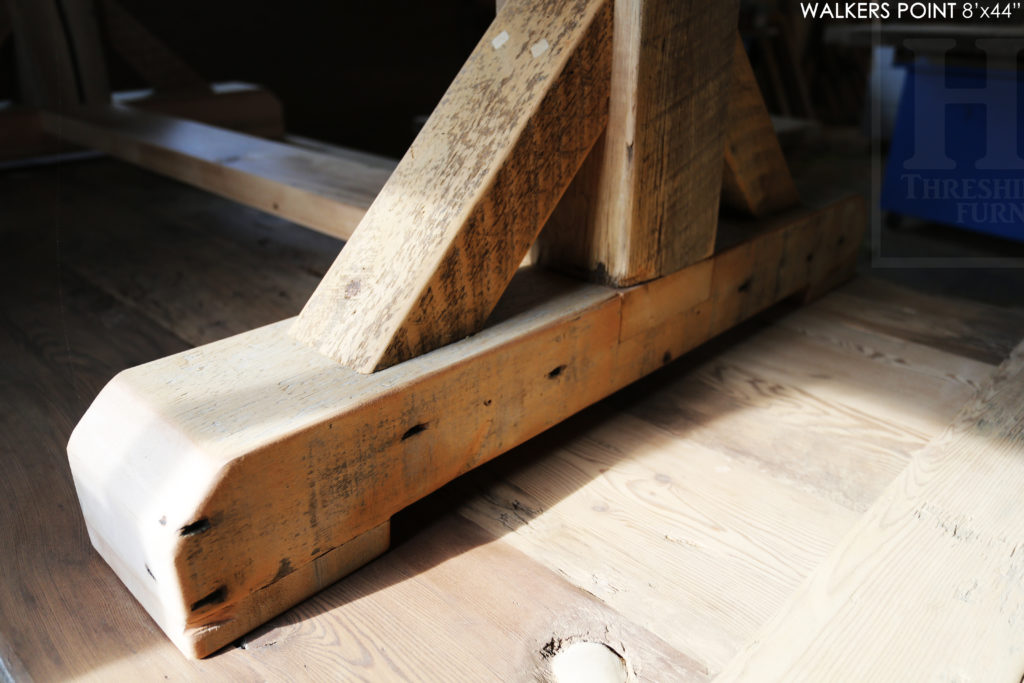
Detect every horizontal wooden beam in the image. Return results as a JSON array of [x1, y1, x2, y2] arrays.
[[68, 195, 864, 658], [42, 104, 394, 240], [717, 337, 1024, 682], [0, 83, 285, 164]]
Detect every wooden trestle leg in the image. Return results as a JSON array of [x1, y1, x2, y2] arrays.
[[64, 0, 864, 658]]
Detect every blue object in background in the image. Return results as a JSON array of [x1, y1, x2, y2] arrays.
[[881, 60, 1024, 243]]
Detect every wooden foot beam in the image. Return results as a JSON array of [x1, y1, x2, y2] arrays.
[[41, 104, 393, 240], [290, 0, 612, 372], [717, 337, 1024, 682], [68, 195, 864, 658]]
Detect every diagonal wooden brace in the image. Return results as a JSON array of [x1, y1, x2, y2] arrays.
[[291, 0, 612, 373]]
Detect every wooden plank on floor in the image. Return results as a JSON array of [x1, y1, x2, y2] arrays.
[[620, 302, 994, 514], [37, 160, 340, 345], [717, 339, 1024, 682], [291, 0, 612, 372], [814, 277, 1024, 366], [459, 412, 859, 675], [40, 105, 394, 240], [535, 0, 740, 286], [0, 84, 284, 164], [234, 514, 706, 682]]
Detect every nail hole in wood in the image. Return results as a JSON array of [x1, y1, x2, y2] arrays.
[[548, 365, 567, 379], [179, 518, 211, 537], [402, 423, 428, 440], [737, 278, 752, 293]]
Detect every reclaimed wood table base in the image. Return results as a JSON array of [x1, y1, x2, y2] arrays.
[[1, 0, 889, 664], [5, 158, 1024, 679]]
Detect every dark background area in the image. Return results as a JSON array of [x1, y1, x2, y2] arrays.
[[1, 1, 496, 157]]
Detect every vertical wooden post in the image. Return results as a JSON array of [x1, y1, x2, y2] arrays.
[[8, 0, 79, 107], [59, 0, 111, 104], [533, 0, 740, 286]]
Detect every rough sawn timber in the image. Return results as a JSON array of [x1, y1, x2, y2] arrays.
[[721, 34, 800, 217], [68, 195, 864, 658], [290, 0, 613, 373], [41, 105, 393, 241], [534, 0, 739, 286]]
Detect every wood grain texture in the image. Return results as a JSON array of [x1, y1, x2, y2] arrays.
[[9, 157, 1024, 678], [0, 162, 704, 679], [291, 0, 612, 372], [97, 0, 209, 94], [41, 104, 394, 240], [717, 339, 1024, 683], [721, 34, 800, 218], [534, 0, 740, 286], [0, 83, 284, 164], [459, 414, 859, 674], [69, 195, 863, 657]]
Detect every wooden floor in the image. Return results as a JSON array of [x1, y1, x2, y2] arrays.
[[3, 158, 1024, 681]]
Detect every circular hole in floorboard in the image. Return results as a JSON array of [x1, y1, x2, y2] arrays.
[[549, 641, 628, 683]]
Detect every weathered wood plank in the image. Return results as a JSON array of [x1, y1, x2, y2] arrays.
[[534, 0, 740, 286], [813, 277, 1024, 366], [68, 196, 863, 657], [459, 413, 859, 674], [41, 104, 394, 240], [97, 0, 209, 94], [0, 170, 703, 678], [0, 83, 284, 163], [721, 34, 799, 217], [291, 0, 613, 372], [717, 339, 1024, 682]]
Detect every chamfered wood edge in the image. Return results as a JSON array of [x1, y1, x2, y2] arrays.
[[67, 195, 865, 658]]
